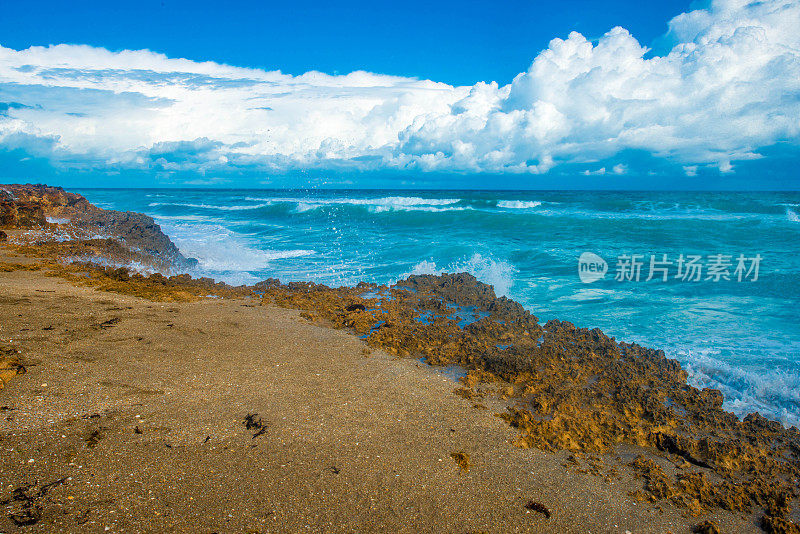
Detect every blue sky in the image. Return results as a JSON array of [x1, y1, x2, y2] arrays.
[[1, 0, 799, 189], [0, 0, 692, 86]]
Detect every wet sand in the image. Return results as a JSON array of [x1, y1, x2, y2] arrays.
[[0, 248, 753, 533]]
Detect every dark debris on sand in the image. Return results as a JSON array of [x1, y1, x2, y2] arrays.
[[694, 520, 721, 534], [525, 500, 551, 519], [244, 413, 268, 438], [1, 478, 66, 526]]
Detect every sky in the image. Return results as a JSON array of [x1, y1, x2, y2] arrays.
[[0, 0, 693, 87], [1, 0, 799, 189]]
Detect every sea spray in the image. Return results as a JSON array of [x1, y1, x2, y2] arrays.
[[408, 254, 517, 297], [680, 347, 800, 428]]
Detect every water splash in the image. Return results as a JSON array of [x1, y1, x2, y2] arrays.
[[406, 253, 517, 297], [680, 347, 800, 428]]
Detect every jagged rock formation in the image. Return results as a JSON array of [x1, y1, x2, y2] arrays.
[[0, 188, 48, 228], [0, 184, 195, 270]]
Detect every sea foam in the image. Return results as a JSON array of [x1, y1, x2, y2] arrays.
[[680, 347, 800, 428], [497, 200, 542, 209], [156, 219, 313, 285], [149, 202, 273, 211]]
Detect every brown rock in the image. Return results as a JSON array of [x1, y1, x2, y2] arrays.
[[1, 188, 47, 228], [0, 347, 25, 390], [0, 183, 197, 269]]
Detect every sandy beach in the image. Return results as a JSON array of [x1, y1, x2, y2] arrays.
[[0, 246, 753, 534]]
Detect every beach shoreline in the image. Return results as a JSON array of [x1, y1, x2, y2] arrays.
[[1, 184, 798, 533]]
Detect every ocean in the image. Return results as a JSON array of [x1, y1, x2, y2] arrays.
[[76, 188, 800, 427]]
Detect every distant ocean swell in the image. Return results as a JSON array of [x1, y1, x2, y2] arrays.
[[147, 195, 800, 222]]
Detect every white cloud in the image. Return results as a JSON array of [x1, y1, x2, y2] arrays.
[[401, 0, 800, 174], [1, 0, 799, 180]]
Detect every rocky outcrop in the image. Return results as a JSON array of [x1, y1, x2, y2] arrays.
[[0, 188, 48, 228], [0, 184, 195, 269], [73, 209, 190, 266], [0, 183, 93, 217]]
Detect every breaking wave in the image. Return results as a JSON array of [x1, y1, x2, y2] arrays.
[[497, 200, 542, 209], [156, 219, 314, 285], [291, 196, 463, 213], [406, 253, 517, 297], [680, 347, 800, 428]]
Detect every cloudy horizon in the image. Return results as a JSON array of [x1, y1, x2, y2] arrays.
[[1, 0, 799, 189]]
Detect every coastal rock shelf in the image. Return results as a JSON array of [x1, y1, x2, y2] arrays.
[[0, 184, 195, 270], [2, 184, 799, 532]]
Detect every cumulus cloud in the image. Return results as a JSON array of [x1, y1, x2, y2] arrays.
[[1, 0, 799, 181]]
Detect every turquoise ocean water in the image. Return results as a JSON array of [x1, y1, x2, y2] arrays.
[[77, 189, 800, 427]]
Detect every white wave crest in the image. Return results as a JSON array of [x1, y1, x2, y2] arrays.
[[405, 253, 517, 297], [787, 208, 799, 222], [365, 196, 460, 207], [158, 221, 313, 284], [294, 202, 318, 213], [497, 200, 542, 209], [288, 196, 462, 213], [149, 202, 273, 211]]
